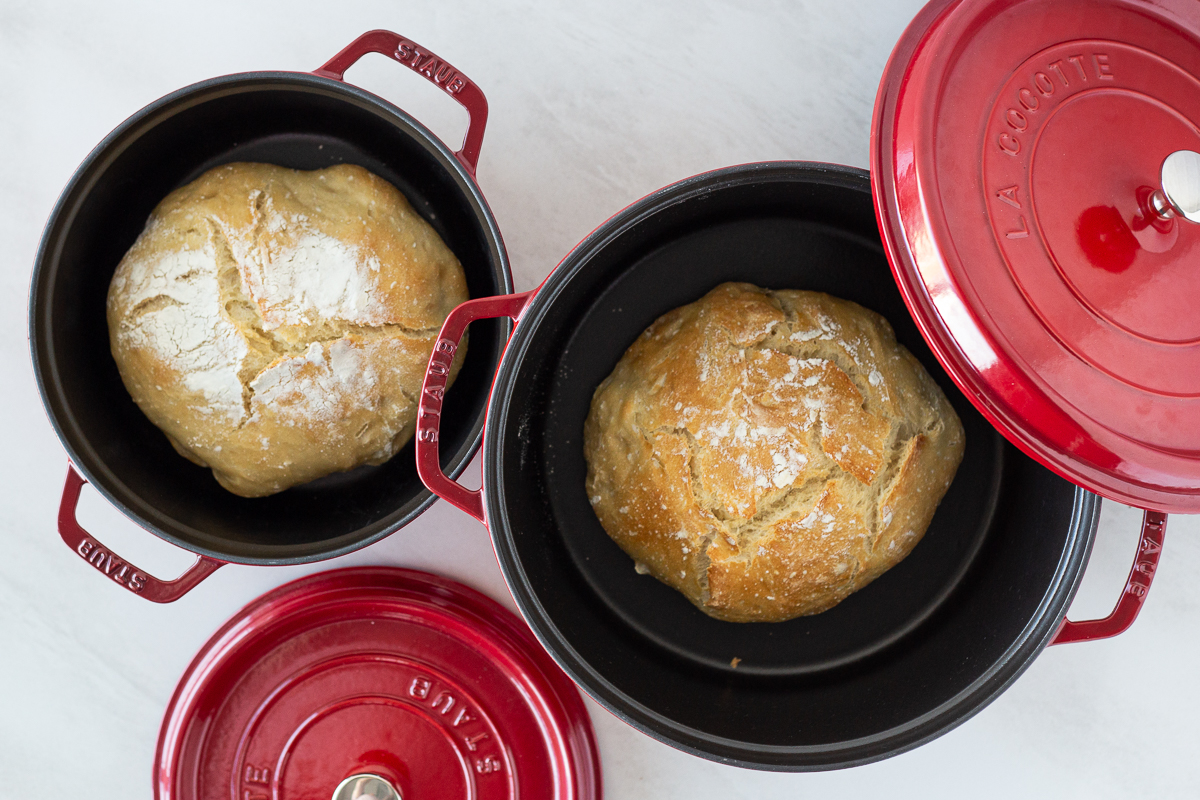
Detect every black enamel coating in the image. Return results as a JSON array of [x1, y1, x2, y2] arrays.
[[30, 72, 511, 564], [481, 163, 1098, 769]]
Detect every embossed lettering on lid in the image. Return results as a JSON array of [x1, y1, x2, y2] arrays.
[[872, 0, 1200, 512]]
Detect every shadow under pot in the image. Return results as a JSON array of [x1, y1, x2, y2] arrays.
[[415, 162, 1167, 769], [29, 30, 512, 601]]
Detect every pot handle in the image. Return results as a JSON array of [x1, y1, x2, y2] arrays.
[[313, 29, 488, 177], [1050, 509, 1166, 645], [416, 292, 534, 523], [58, 465, 225, 603]]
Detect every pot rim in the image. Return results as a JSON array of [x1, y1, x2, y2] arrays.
[[478, 160, 1101, 770], [29, 68, 513, 566]]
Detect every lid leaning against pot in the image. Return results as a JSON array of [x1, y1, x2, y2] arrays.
[[872, 0, 1200, 512]]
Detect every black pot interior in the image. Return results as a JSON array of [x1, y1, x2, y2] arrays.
[[487, 164, 1095, 768], [32, 74, 509, 563]]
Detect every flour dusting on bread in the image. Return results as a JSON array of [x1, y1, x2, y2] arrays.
[[225, 197, 390, 329], [117, 245, 248, 422]]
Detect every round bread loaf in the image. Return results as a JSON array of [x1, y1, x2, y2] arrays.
[[584, 282, 965, 622], [106, 162, 469, 497]]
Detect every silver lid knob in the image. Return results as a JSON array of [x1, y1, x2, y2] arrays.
[[1151, 150, 1200, 222], [332, 774, 402, 800]]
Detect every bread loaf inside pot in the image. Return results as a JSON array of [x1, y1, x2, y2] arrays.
[[584, 282, 964, 622], [107, 162, 468, 497]]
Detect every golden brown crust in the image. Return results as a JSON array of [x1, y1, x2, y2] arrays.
[[584, 282, 964, 622], [106, 162, 468, 497]]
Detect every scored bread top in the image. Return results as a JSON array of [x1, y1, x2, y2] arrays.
[[583, 282, 965, 622], [106, 162, 468, 497]]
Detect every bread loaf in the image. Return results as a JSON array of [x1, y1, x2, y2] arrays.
[[106, 162, 468, 497], [584, 282, 964, 622]]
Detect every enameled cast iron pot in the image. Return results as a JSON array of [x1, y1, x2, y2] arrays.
[[30, 31, 513, 601], [415, 163, 1166, 769]]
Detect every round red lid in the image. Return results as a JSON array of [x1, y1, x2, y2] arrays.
[[872, 0, 1200, 512], [154, 568, 601, 800]]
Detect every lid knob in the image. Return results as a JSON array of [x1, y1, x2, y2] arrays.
[[1151, 150, 1200, 222], [332, 774, 402, 800]]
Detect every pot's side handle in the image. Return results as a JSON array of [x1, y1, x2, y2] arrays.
[[1050, 510, 1166, 645], [58, 466, 225, 603], [416, 292, 534, 524], [313, 29, 488, 176]]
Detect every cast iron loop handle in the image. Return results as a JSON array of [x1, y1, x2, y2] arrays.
[[313, 29, 489, 177], [58, 466, 225, 603], [416, 291, 534, 523], [1050, 509, 1166, 645]]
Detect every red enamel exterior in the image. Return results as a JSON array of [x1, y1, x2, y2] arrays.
[[416, 292, 533, 523], [313, 29, 489, 177], [1051, 510, 1167, 644], [871, 0, 1200, 514], [154, 567, 601, 800], [58, 466, 225, 602]]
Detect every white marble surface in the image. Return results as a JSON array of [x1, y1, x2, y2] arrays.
[[4, 1, 1200, 797]]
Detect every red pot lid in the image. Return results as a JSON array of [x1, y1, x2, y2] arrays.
[[872, 0, 1200, 512], [154, 568, 601, 800]]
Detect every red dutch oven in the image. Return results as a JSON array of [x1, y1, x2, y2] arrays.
[[30, 31, 513, 601], [414, 0, 1195, 770], [29, 31, 607, 799]]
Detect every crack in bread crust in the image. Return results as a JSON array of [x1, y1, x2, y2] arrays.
[[210, 217, 446, 432]]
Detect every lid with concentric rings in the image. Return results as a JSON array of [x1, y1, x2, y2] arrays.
[[154, 568, 601, 800], [872, 0, 1200, 512]]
